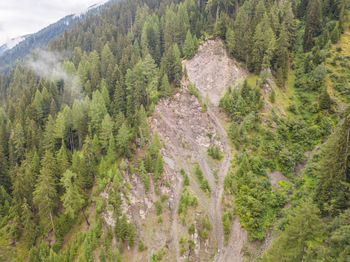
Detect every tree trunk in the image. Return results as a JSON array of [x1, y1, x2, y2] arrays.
[[49, 211, 55, 232], [82, 208, 90, 227]]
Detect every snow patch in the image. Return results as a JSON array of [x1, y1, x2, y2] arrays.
[[3, 36, 25, 50], [73, 0, 110, 18]]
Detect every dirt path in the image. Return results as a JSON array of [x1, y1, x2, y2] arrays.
[[207, 107, 231, 260], [170, 169, 182, 262]]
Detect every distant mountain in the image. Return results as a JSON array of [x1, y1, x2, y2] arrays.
[[0, 0, 112, 73], [0, 36, 26, 56]]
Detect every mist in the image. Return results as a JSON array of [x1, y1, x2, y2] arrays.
[[26, 50, 83, 101]]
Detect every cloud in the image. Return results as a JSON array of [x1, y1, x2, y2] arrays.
[[26, 50, 83, 100], [0, 0, 106, 45]]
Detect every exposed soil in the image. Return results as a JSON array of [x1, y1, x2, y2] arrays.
[[184, 39, 247, 107], [184, 39, 248, 262], [267, 170, 289, 188]]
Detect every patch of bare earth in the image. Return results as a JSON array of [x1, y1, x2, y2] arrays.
[[184, 39, 248, 262], [184, 38, 247, 107], [151, 86, 223, 261]]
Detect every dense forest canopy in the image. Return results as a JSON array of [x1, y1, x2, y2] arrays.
[[0, 0, 349, 261]]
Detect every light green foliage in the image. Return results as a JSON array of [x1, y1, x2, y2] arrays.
[[261, 201, 323, 262], [207, 145, 223, 160], [155, 200, 162, 215], [194, 164, 211, 194], [178, 188, 198, 216], [224, 153, 284, 240]]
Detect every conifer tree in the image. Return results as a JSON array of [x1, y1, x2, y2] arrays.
[[100, 114, 114, 152], [57, 142, 70, 177], [251, 14, 276, 73], [116, 121, 131, 157], [22, 199, 37, 247], [33, 150, 57, 230], [183, 30, 195, 59], [61, 169, 85, 219], [138, 105, 150, 147], [316, 109, 350, 215], [261, 201, 323, 261], [319, 88, 331, 110], [303, 0, 322, 52], [159, 74, 172, 98], [148, 131, 161, 158]]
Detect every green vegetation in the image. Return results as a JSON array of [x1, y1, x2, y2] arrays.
[[207, 145, 223, 160], [0, 0, 349, 260], [178, 188, 198, 223], [194, 164, 211, 194]]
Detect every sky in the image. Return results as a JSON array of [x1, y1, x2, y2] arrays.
[[0, 0, 107, 46]]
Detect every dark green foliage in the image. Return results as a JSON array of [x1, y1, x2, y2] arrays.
[[220, 81, 262, 123], [183, 30, 198, 59], [303, 0, 323, 52], [115, 214, 136, 248], [316, 110, 350, 215], [319, 88, 331, 110], [261, 201, 323, 261]]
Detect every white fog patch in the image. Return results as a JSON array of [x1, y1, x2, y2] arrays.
[[26, 50, 83, 101]]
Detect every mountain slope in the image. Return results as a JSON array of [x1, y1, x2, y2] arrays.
[[0, 0, 113, 73]]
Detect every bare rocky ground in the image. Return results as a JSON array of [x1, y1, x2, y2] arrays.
[[103, 39, 253, 261], [184, 38, 248, 262], [151, 85, 222, 261], [184, 39, 247, 107]]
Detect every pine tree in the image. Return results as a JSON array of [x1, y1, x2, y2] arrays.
[[0, 143, 10, 191], [261, 201, 323, 262], [316, 109, 350, 215], [116, 121, 130, 157], [275, 26, 290, 88], [43, 115, 57, 153], [22, 199, 37, 247], [319, 88, 331, 110], [138, 105, 150, 147], [159, 74, 172, 98], [251, 14, 276, 73], [100, 114, 114, 152], [282, 2, 297, 49], [61, 169, 85, 219], [303, 0, 322, 52], [232, 1, 253, 64], [33, 151, 57, 230], [89, 90, 107, 133], [10, 122, 25, 164], [183, 30, 195, 59], [106, 133, 116, 164], [154, 152, 164, 181], [148, 131, 161, 158], [57, 143, 70, 177]]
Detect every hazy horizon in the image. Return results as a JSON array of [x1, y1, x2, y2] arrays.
[[0, 0, 108, 46]]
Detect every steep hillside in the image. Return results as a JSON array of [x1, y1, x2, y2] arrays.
[[0, 0, 349, 262]]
